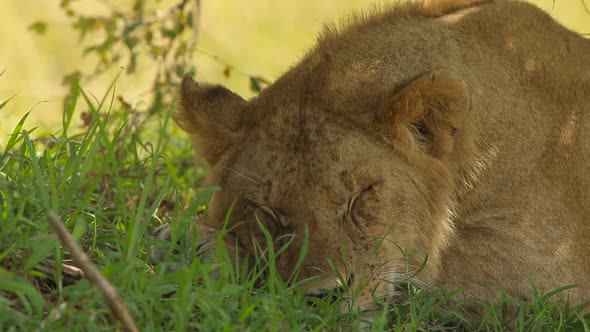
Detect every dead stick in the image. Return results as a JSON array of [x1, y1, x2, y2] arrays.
[[47, 212, 139, 332]]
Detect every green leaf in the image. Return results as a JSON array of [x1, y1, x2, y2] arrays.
[[249, 76, 262, 93], [127, 52, 138, 74], [175, 64, 185, 78], [61, 71, 81, 87], [187, 11, 195, 28], [3, 111, 29, 155], [160, 26, 178, 39], [28, 21, 48, 35], [540, 284, 579, 301], [0, 94, 15, 112], [23, 238, 58, 271], [0, 244, 17, 262], [72, 219, 88, 241], [133, 0, 146, 19], [0, 271, 44, 317], [62, 76, 80, 138], [74, 17, 99, 40], [60, 0, 75, 8], [191, 186, 220, 212], [105, 19, 117, 34], [123, 20, 142, 35]]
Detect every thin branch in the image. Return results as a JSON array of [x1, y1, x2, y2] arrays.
[[34, 260, 85, 286], [47, 212, 139, 332], [195, 47, 271, 84], [142, 0, 190, 25], [189, 0, 202, 55]]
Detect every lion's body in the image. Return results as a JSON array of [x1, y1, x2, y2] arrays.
[[323, 0, 590, 304], [176, 0, 590, 315]]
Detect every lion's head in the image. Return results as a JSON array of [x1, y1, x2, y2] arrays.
[[177, 50, 471, 309]]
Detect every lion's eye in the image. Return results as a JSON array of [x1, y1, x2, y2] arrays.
[[346, 196, 357, 216], [258, 206, 288, 229], [246, 198, 286, 228], [259, 205, 279, 222], [346, 184, 377, 226]]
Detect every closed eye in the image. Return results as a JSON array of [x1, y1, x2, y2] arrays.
[[346, 195, 357, 215], [245, 197, 286, 228], [346, 182, 380, 225], [259, 205, 280, 222]]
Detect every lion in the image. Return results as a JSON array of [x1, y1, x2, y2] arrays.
[[163, 0, 590, 321]]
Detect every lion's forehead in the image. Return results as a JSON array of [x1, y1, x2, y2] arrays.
[[245, 122, 367, 169], [223, 136, 385, 213], [215, 103, 393, 211], [228, 149, 356, 202]]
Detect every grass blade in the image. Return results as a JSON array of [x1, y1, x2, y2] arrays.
[[0, 111, 30, 172], [0, 94, 16, 111]]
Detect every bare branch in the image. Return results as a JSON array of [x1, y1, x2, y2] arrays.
[[189, 0, 202, 54], [47, 212, 139, 332]]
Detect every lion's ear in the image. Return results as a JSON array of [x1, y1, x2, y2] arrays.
[[176, 75, 246, 164], [376, 69, 470, 157]]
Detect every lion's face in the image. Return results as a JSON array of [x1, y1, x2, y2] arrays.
[[177, 68, 469, 310], [210, 118, 436, 308]]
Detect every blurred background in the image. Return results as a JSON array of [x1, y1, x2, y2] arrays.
[[1, 0, 589, 143]]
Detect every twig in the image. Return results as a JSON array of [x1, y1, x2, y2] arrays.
[[47, 212, 139, 332], [12, 250, 85, 285], [34, 260, 85, 286], [195, 47, 272, 84], [143, 0, 190, 25], [189, 0, 202, 54]]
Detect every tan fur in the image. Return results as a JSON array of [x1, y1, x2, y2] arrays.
[[177, 0, 590, 316]]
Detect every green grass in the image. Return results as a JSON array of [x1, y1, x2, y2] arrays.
[[1, 79, 589, 331]]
